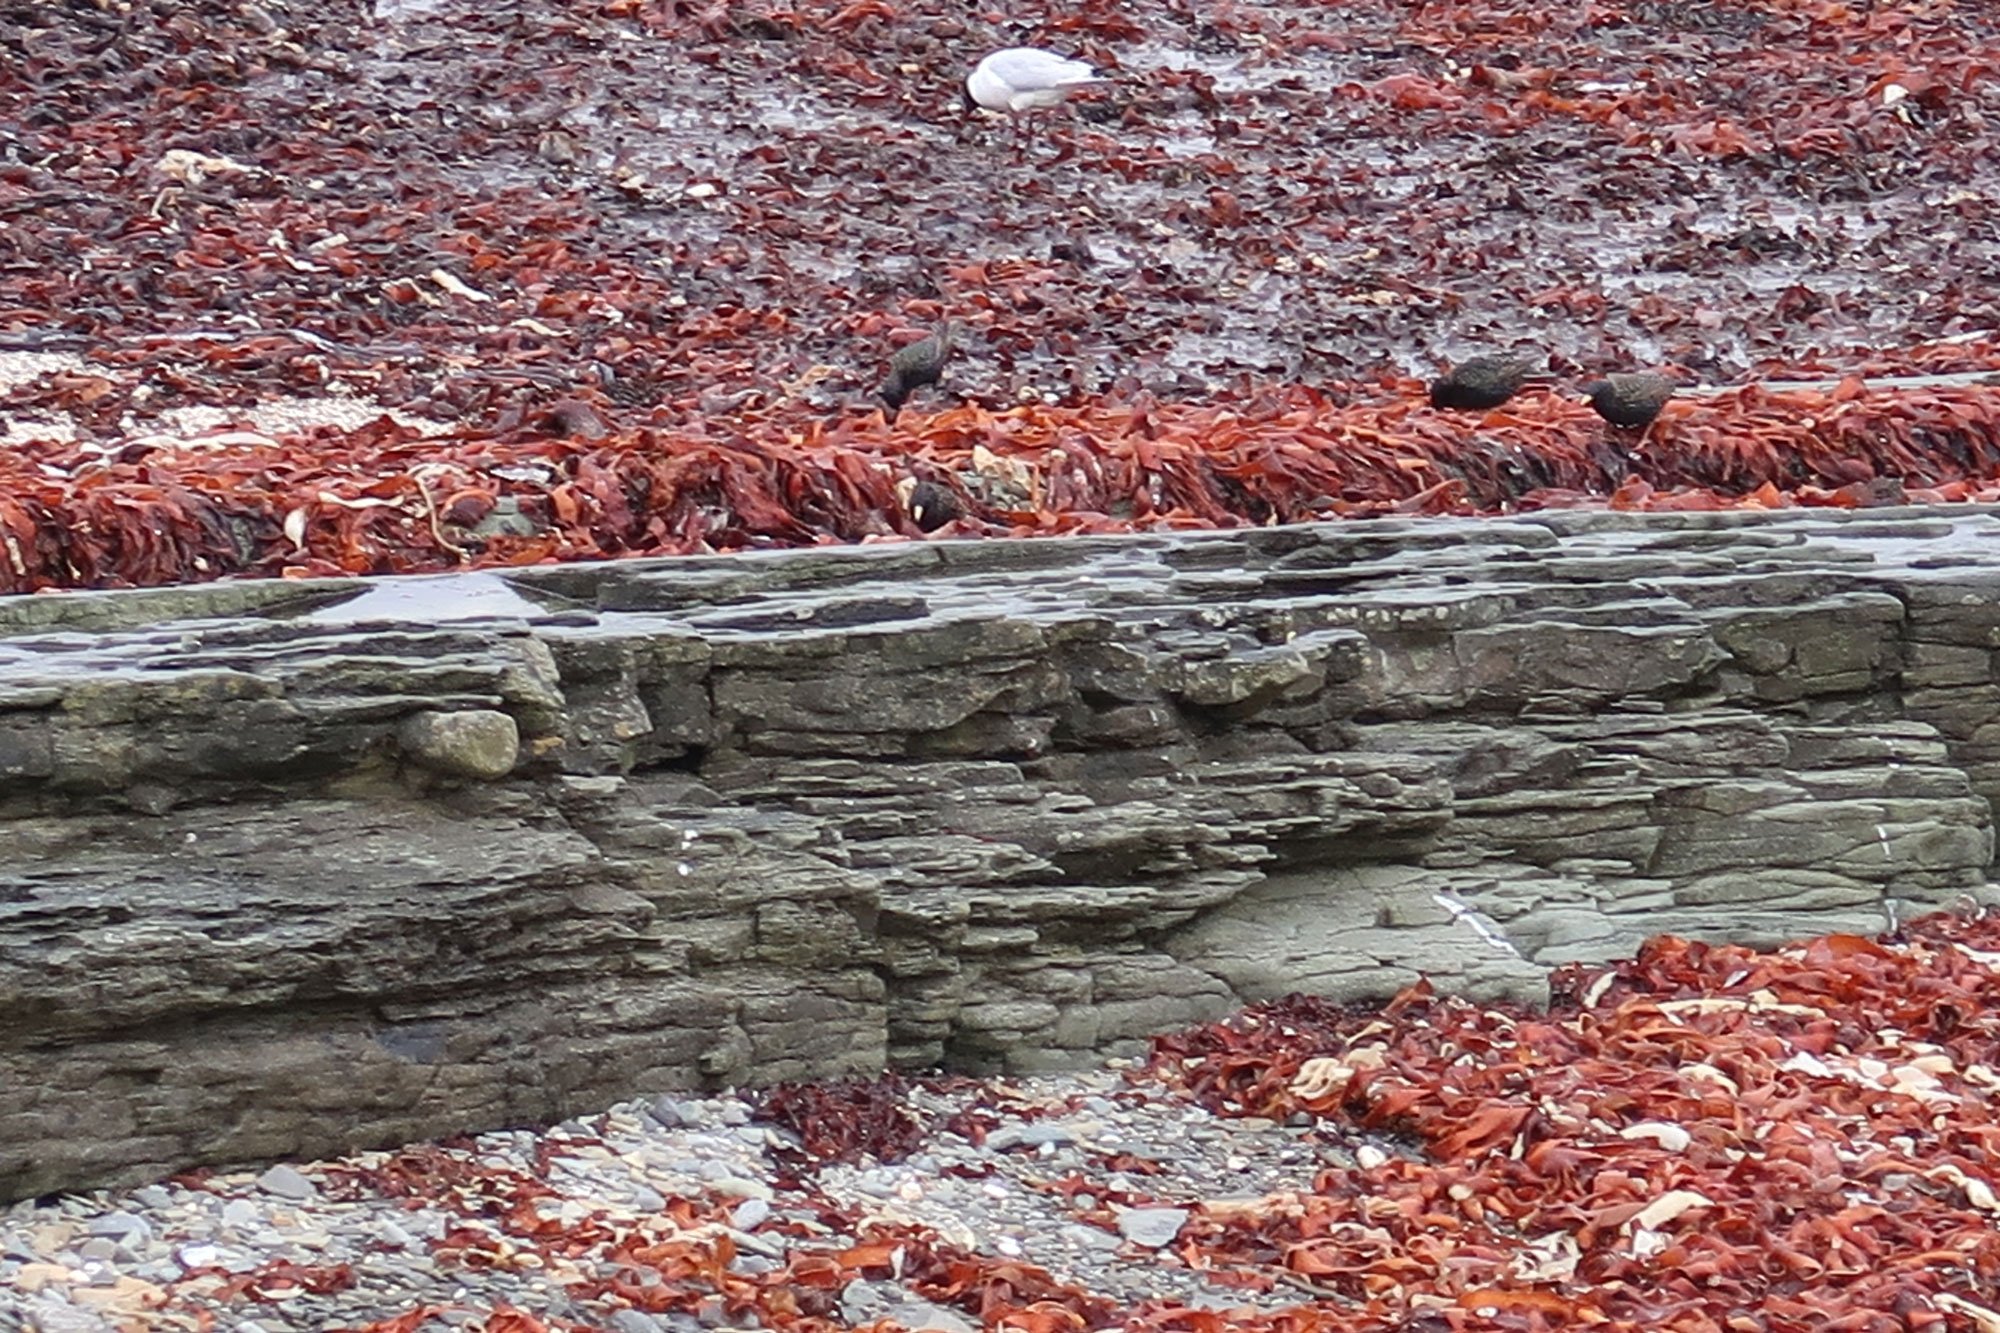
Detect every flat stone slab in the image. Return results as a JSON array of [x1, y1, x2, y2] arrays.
[[6, 507, 2000, 1200]]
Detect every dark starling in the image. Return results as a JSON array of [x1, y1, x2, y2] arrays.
[[880, 321, 957, 418], [1581, 372, 1676, 429], [1428, 355, 1537, 411], [906, 479, 963, 532]]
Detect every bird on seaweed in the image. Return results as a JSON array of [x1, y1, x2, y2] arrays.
[[965, 47, 1108, 115], [880, 321, 956, 420], [899, 477, 964, 533], [1580, 372, 1676, 429], [1428, 355, 1542, 411]]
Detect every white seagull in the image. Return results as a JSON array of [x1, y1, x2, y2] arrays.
[[965, 46, 1108, 118]]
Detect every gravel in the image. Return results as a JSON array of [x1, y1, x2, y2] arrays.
[[0, 1058, 1362, 1331]]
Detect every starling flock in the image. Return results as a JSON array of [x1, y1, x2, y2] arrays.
[[1429, 357, 1676, 428], [868, 48, 1687, 535]]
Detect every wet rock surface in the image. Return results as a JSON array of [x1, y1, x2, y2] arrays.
[[7, 508, 2000, 1200]]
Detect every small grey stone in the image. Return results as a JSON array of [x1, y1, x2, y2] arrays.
[[985, 1121, 1076, 1153], [1060, 1223, 1122, 1253], [198, 1246, 260, 1274], [719, 1103, 750, 1126], [256, 1164, 318, 1201], [729, 1198, 771, 1230], [896, 1302, 978, 1333], [221, 1199, 263, 1229], [130, 1187, 175, 1210], [467, 496, 539, 540], [726, 1228, 784, 1259], [839, 1278, 894, 1324], [710, 1176, 772, 1202], [87, 1211, 153, 1245], [27, 1300, 112, 1333], [397, 709, 520, 780], [78, 1236, 120, 1261], [628, 1186, 666, 1213], [1115, 1206, 1190, 1248], [729, 1254, 779, 1276], [376, 1221, 415, 1249], [178, 1243, 223, 1268], [649, 1097, 706, 1129], [608, 1312, 667, 1333]]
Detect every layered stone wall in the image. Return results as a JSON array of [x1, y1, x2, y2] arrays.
[[6, 507, 2000, 1200]]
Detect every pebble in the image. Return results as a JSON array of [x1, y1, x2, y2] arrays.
[[89, 1212, 153, 1245], [255, 1165, 317, 1201], [710, 1176, 773, 1202], [1115, 1206, 1191, 1248], [221, 1199, 262, 1230], [0, 1063, 1364, 1328]]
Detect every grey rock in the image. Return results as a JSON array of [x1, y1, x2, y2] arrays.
[[839, 1279, 895, 1324], [255, 1165, 317, 1201], [892, 1303, 979, 1333], [398, 708, 520, 779], [710, 1176, 774, 1202], [729, 1197, 771, 1230], [1061, 1222, 1123, 1252], [608, 1313, 668, 1333], [984, 1122, 1077, 1152], [10, 512, 2000, 1201], [1115, 1206, 1190, 1248], [23, 1299, 108, 1333], [220, 1199, 263, 1229], [85, 1211, 152, 1245], [649, 1097, 706, 1129]]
